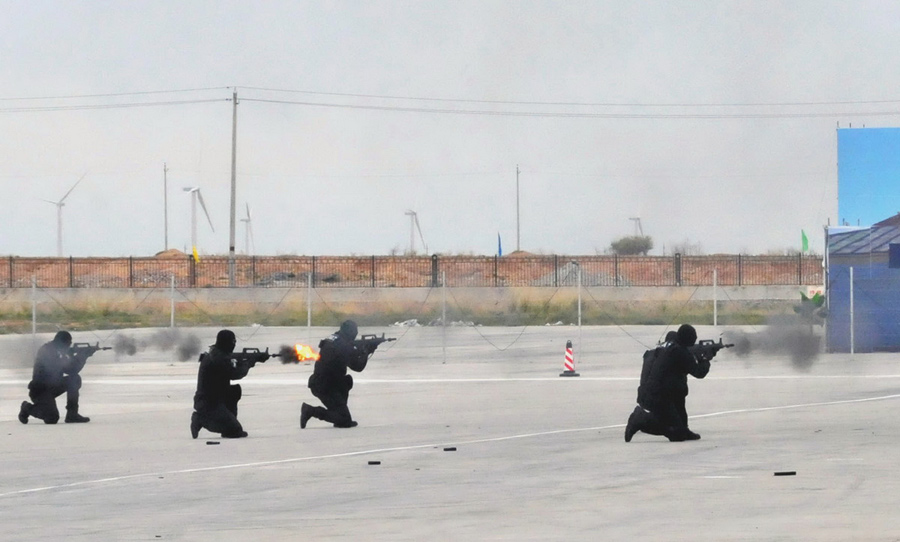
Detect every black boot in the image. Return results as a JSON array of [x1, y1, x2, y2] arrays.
[[65, 405, 90, 423], [191, 412, 201, 439], [18, 401, 31, 424], [625, 406, 643, 442], [300, 403, 313, 429]]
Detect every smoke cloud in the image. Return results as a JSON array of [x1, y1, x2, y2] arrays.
[[277, 344, 300, 363], [723, 316, 823, 371], [111, 329, 204, 362]]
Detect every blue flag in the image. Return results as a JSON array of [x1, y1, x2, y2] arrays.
[[498, 233, 502, 257]]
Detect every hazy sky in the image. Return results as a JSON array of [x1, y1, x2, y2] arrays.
[[2, 1, 899, 258]]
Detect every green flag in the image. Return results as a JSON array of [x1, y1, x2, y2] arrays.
[[801, 230, 809, 252]]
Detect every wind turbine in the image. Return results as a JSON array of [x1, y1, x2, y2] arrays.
[[404, 210, 428, 255], [43, 173, 87, 257], [629, 217, 644, 236], [183, 187, 214, 256], [240, 203, 254, 255]]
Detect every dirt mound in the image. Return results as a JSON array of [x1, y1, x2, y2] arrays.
[[154, 249, 187, 258]]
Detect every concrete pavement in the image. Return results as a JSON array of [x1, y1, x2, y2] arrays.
[[1, 325, 898, 541]]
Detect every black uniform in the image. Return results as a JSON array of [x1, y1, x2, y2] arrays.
[[626, 325, 709, 442], [19, 331, 90, 424], [191, 330, 259, 439], [301, 321, 370, 428]]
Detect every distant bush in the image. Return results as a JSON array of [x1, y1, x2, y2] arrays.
[[610, 235, 653, 255]]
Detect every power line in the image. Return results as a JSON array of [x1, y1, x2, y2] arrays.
[[0, 87, 230, 101], [3, 85, 899, 117], [0, 87, 900, 120], [238, 86, 900, 108], [0, 98, 228, 113], [240, 97, 900, 119]]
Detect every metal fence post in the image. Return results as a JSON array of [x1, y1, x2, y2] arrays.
[[189, 255, 196, 288], [68, 256, 74, 288], [311, 256, 317, 288], [431, 254, 439, 287], [738, 254, 743, 286], [128, 257, 134, 288], [371, 255, 376, 288], [615, 254, 619, 286], [8, 256, 13, 288], [251, 256, 257, 287], [493, 255, 498, 287], [674, 253, 682, 286], [798, 252, 802, 284], [554, 255, 559, 287]]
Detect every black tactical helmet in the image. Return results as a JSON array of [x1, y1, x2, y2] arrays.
[[53, 331, 73, 345], [339, 320, 358, 340], [215, 329, 237, 351], [676, 324, 697, 347]]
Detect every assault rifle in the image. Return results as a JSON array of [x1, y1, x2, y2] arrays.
[[231, 347, 282, 367], [68, 342, 111, 374], [688, 339, 734, 362], [199, 347, 286, 365], [354, 334, 396, 354], [70, 342, 112, 358]]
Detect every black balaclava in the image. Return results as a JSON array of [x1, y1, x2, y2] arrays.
[[53, 331, 73, 346], [676, 324, 697, 347], [215, 329, 237, 353], [339, 320, 358, 341]]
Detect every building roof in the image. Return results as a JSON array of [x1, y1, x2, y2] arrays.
[[874, 213, 900, 227], [828, 224, 900, 255]]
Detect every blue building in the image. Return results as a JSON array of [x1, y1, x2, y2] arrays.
[[826, 214, 900, 352]]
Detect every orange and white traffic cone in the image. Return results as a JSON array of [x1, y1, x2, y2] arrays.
[[559, 340, 580, 377]]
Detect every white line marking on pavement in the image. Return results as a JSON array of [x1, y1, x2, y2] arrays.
[[2, 392, 898, 499], [689, 393, 900, 420]]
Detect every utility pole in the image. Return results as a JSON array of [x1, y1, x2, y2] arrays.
[[163, 163, 169, 251], [228, 89, 238, 286], [516, 165, 520, 252]]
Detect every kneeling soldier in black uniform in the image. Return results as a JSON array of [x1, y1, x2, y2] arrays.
[[191, 329, 267, 439], [19, 331, 91, 424], [300, 320, 373, 429], [625, 324, 709, 442]]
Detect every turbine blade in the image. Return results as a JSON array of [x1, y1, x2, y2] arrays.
[[245, 202, 251, 220], [59, 172, 87, 204], [196, 190, 215, 232], [414, 214, 427, 253]]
